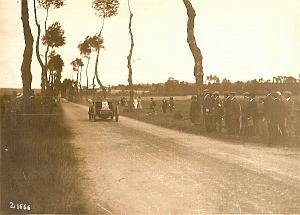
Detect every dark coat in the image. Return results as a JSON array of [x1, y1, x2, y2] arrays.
[[150, 100, 156, 110], [230, 96, 240, 120], [162, 100, 168, 112], [203, 94, 213, 115], [270, 98, 286, 123], [190, 100, 199, 121], [247, 98, 258, 119], [213, 96, 224, 119], [264, 93, 273, 118]]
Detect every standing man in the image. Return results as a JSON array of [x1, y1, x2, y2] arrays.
[[264, 88, 273, 138], [223, 91, 231, 133], [212, 91, 223, 133], [229, 92, 241, 136], [168, 97, 175, 112], [241, 92, 250, 136], [133, 98, 138, 110], [247, 92, 258, 136], [203, 89, 213, 132], [161, 98, 168, 113], [190, 95, 199, 124], [270, 92, 286, 143], [137, 96, 143, 110], [256, 98, 268, 139], [149, 98, 156, 113], [283, 91, 295, 138], [197, 93, 204, 127]]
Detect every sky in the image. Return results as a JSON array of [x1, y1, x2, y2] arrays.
[[0, 0, 300, 88]]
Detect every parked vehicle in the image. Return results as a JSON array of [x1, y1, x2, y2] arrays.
[[88, 99, 119, 122]]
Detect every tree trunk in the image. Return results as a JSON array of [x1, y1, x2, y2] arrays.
[[79, 66, 82, 101], [21, 0, 34, 97], [44, 45, 50, 88], [182, 0, 203, 94], [76, 70, 79, 83], [48, 70, 51, 84], [50, 69, 54, 86], [44, 8, 49, 32], [33, 0, 47, 94], [94, 49, 107, 98], [86, 58, 90, 89], [94, 18, 107, 98], [92, 74, 96, 101], [127, 1, 134, 111], [85, 58, 90, 101], [79, 66, 82, 90]]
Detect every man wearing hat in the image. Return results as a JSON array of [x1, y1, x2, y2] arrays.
[[270, 91, 286, 143], [263, 88, 273, 138], [229, 91, 241, 135], [212, 91, 223, 133], [161, 98, 168, 113], [168, 97, 175, 112], [149, 97, 156, 113], [223, 91, 231, 132], [283, 91, 295, 137], [241, 92, 250, 136], [190, 95, 199, 124], [203, 89, 214, 132], [247, 92, 258, 136]]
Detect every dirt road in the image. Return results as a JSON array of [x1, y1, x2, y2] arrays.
[[63, 102, 300, 214]]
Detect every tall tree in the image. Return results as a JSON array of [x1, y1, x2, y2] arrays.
[[47, 50, 56, 84], [33, 0, 64, 93], [70, 58, 83, 87], [47, 52, 64, 95], [182, 0, 203, 94], [48, 52, 64, 86], [92, 0, 119, 98], [78, 37, 92, 90], [70, 59, 79, 83], [42, 21, 66, 88], [77, 58, 84, 90], [37, 0, 64, 31], [21, 0, 34, 97], [127, 0, 134, 110], [85, 34, 104, 99]]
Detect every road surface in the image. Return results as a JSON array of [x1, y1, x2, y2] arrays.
[[63, 102, 300, 214]]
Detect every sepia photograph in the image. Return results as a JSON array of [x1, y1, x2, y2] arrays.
[[1, 0, 300, 214]]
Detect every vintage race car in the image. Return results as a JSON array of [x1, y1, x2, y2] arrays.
[[88, 99, 119, 122]]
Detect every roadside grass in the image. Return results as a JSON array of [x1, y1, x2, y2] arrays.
[[123, 100, 204, 133], [1, 103, 86, 214]]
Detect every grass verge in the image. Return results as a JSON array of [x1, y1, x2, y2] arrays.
[[1, 104, 86, 214]]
